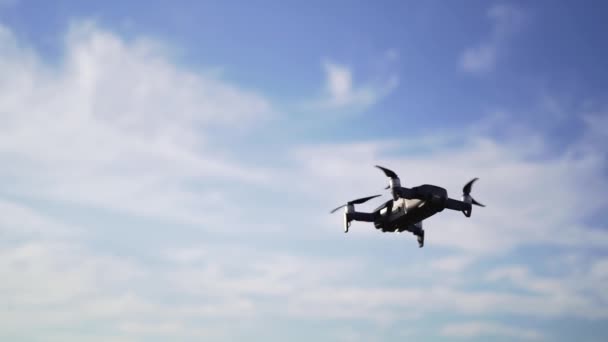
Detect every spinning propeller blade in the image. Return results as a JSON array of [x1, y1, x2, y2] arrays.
[[329, 206, 344, 214], [463, 178, 477, 195], [375, 165, 399, 179], [375, 165, 402, 190], [462, 178, 485, 207], [471, 198, 485, 207], [330, 194, 382, 214]]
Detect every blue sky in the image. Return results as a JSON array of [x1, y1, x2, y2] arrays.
[[1, 1, 608, 341]]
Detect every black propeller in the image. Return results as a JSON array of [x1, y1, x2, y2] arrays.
[[375, 165, 400, 189], [330, 194, 382, 214], [375, 165, 399, 179], [463, 178, 485, 207]]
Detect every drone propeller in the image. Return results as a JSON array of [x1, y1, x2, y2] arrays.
[[375, 165, 399, 179], [375, 165, 401, 190], [462, 178, 485, 207], [330, 194, 382, 214]]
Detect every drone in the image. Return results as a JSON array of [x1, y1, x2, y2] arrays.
[[330, 165, 484, 248]]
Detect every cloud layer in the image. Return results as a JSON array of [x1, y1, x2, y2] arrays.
[[0, 20, 274, 226], [1, 16, 607, 342]]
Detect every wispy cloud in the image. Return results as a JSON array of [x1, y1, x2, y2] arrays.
[[305, 56, 398, 112], [430, 255, 474, 272], [0, 199, 80, 238], [1, 11, 607, 341], [441, 321, 545, 340], [290, 114, 608, 253], [0, 20, 274, 225], [460, 3, 525, 73]]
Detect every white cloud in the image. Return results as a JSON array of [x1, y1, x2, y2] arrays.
[[483, 257, 608, 320], [0, 240, 151, 335], [118, 321, 227, 339], [163, 245, 608, 324], [147, 96, 608, 332], [0, 238, 245, 340], [158, 245, 608, 326], [0, 20, 275, 225], [459, 4, 525, 73], [312, 59, 398, 111], [262, 107, 608, 328], [0, 199, 80, 238], [324, 61, 353, 105], [1, 15, 607, 342], [485, 266, 565, 295], [431, 255, 474, 272], [332, 327, 366, 342], [289, 120, 608, 254], [2, 199, 607, 340], [460, 44, 497, 73], [0, 20, 281, 339], [441, 321, 545, 340]]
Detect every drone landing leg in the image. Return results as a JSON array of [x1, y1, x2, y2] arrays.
[[417, 229, 425, 248], [411, 223, 424, 248], [344, 212, 375, 233]]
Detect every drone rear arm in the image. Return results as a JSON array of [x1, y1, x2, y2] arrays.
[[445, 198, 468, 210], [445, 198, 473, 217], [445, 198, 472, 216]]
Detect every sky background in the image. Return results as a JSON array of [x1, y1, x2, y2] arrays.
[[1, 1, 608, 341]]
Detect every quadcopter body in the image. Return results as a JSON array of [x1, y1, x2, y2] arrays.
[[330, 166, 484, 248]]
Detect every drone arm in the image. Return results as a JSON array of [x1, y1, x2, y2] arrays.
[[444, 198, 471, 212], [343, 211, 376, 233], [347, 212, 376, 222], [394, 186, 418, 200]]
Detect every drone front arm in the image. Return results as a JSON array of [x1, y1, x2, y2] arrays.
[[394, 186, 418, 199], [343, 211, 376, 233], [347, 212, 375, 222]]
